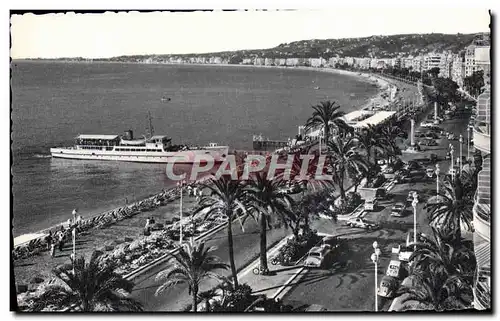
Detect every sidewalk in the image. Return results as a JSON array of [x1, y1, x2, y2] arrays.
[[236, 236, 304, 300]]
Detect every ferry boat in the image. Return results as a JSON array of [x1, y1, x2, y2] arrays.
[[50, 131, 229, 164]]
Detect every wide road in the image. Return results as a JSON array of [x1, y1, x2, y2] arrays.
[[282, 101, 473, 312]]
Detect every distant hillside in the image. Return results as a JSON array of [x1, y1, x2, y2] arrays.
[[102, 32, 490, 62]]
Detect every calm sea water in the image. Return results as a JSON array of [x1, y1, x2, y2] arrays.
[[11, 61, 378, 236]]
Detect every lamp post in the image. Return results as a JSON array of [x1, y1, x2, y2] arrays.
[[177, 180, 187, 245], [449, 144, 455, 181], [71, 209, 77, 273], [467, 126, 472, 161], [412, 196, 419, 251], [459, 134, 463, 172], [435, 164, 440, 195], [371, 241, 382, 312], [191, 188, 203, 242]]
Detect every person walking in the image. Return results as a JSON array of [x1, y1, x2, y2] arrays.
[[144, 218, 151, 236]]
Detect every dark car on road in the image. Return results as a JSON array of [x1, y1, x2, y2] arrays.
[[391, 203, 406, 217]]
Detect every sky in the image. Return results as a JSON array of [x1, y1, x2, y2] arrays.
[[10, 8, 491, 59]]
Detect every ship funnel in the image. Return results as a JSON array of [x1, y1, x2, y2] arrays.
[[124, 130, 134, 140]]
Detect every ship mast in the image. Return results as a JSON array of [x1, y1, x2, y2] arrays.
[[146, 111, 155, 138]]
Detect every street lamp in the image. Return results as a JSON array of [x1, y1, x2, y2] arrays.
[[467, 125, 472, 161], [412, 196, 419, 251], [435, 164, 440, 195], [449, 144, 455, 181], [459, 134, 464, 172], [190, 188, 203, 242], [177, 180, 187, 245], [371, 241, 382, 312]]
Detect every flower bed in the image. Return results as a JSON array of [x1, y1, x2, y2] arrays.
[[274, 228, 322, 265]]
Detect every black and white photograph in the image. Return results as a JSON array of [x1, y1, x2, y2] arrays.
[[8, 3, 492, 313]]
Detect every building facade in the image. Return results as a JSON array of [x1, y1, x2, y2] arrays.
[[471, 68, 491, 310], [451, 54, 465, 88]]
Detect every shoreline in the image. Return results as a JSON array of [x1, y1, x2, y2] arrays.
[[12, 63, 404, 245]]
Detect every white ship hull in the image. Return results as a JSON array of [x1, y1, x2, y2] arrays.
[[50, 146, 229, 163]]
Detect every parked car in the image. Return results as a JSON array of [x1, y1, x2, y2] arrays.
[[391, 203, 406, 217], [386, 260, 403, 278], [392, 245, 413, 263], [377, 276, 400, 298], [418, 139, 438, 146], [364, 199, 378, 211], [346, 217, 379, 230], [304, 244, 333, 268], [424, 132, 439, 139], [447, 133, 457, 140], [426, 168, 435, 178], [429, 153, 438, 162], [420, 121, 434, 128]]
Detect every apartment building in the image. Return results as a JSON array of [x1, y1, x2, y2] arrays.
[[471, 69, 491, 310], [423, 53, 442, 71], [474, 46, 491, 77], [451, 54, 465, 88]]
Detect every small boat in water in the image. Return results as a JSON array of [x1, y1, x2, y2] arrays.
[[161, 97, 171, 102], [314, 86, 320, 90]]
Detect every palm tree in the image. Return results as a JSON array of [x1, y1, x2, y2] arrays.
[[245, 172, 295, 272], [195, 176, 248, 288], [408, 227, 476, 283], [425, 176, 474, 240], [398, 269, 473, 311], [327, 135, 369, 203], [304, 101, 347, 146], [355, 124, 385, 165], [27, 251, 143, 312], [379, 121, 405, 162], [155, 240, 228, 312]]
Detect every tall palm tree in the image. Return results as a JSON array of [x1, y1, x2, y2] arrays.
[[304, 101, 347, 146], [425, 176, 474, 240], [195, 176, 248, 288], [355, 124, 385, 165], [398, 269, 473, 311], [327, 135, 369, 203], [27, 251, 143, 312], [379, 121, 405, 162], [245, 172, 295, 272], [155, 240, 228, 312]]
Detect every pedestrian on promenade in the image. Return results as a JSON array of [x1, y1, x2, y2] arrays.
[[45, 231, 53, 251], [144, 218, 151, 236]]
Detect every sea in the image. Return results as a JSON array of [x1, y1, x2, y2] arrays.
[[11, 61, 378, 236]]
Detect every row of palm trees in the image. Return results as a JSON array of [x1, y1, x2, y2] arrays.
[[153, 100, 410, 311], [21, 100, 413, 312]]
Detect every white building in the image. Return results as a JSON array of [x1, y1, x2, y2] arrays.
[[451, 54, 465, 88]]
